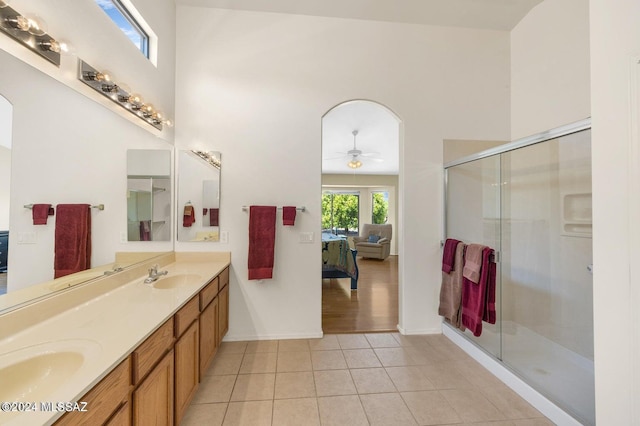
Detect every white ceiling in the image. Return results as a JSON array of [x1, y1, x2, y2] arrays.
[[176, 0, 543, 31], [322, 101, 400, 175]]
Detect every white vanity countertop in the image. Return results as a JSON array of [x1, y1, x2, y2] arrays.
[[0, 255, 230, 426]]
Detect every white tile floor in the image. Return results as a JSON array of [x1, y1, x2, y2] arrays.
[[182, 333, 555, 426]]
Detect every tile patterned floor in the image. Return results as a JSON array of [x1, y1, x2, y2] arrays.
[[183, 333, 555, 426]]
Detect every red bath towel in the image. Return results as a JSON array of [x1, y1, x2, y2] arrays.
[[54, 204, 91, 279], [282, 206, 296, 226], [483, 250, 497, 324], [183, 205, 195, 227], [32, 204, 53, 225], [461, 245, 492, 336], [442, 238, 462, 273], [209, 208, 219, 226], [248, 206, 276, 280]]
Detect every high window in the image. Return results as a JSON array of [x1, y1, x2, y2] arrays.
[[96, 0, 149, 58]]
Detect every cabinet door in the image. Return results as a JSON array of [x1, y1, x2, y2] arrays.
[[106, 402, 131, 426], [175, 320, 199, 424], [133, 350, 174, 426], [199, 296, 218, 379], [217, 284, 229, 345]]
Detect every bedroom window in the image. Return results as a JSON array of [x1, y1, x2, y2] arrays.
[[372, 191, 389, 224], [322, 191, 359, 236], [95, 0, 150, 58]]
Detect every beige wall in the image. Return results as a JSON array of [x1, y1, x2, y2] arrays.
[[510, 0, 590, 140], [590, 0, 640, 423], [176, 6, 510, 339], [443, 139, 507, 164]]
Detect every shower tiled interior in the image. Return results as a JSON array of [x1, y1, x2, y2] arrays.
[[183, 333, 554, 426]]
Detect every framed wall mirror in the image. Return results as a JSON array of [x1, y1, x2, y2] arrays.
[[177, 150, 221, 242], [126, 149, 172, 242]]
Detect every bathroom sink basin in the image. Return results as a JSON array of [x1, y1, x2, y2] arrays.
[[0, 340, 101, 404], [151, 274, 201, 289]]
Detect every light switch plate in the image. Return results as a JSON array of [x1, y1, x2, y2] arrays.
[[17, 232, 37, 244], [220, 231, 229, 243], [299, 232, 314, 243]]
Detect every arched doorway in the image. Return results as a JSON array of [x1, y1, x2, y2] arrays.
[[321, 99, 402, 333]]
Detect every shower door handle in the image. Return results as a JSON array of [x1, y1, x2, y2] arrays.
[[587, 264, 593, 274]]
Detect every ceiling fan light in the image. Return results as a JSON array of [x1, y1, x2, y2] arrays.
[[348, 159, 362, 169]]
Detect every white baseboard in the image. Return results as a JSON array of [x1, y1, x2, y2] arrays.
[[397, 324, 442, 335], [222, 330, 324, 342]]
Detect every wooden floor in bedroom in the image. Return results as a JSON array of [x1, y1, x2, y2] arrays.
[[322, 255, 398, 334]]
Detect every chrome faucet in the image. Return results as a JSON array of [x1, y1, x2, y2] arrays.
[[103, 265, 124, 276], [144, 264, 168, 283]]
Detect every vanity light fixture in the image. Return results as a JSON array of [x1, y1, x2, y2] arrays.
[[0, 4, 61, 66], [79, 60, 173, 131], [192, 150, 221, 169]]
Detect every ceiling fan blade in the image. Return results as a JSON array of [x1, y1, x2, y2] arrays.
[[360, 152, 381, 157]]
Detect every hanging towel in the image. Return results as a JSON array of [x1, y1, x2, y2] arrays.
[[438, 241, 465, 328], [209, 208, 219, 226], [282, 206, 296, 226], [462, 243, 484, 284], [442, 238, 462, 273], [139, 220, 151, 241], [183, 205, 195, 227], [32, 204, 53, 225], [248, 206, 276, 280], [461, 245, 492, 336], [54, 204, 91, 279], [483, 249, 497, 324]]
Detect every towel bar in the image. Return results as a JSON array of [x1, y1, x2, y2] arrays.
[[241, 206, 305, 212], [24, 204, 104, 211]]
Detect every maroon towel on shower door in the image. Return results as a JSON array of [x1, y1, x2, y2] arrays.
[[461, 245, 492, 336], [483, 249, 497, 324], [248, 206, 276, 280], [442, 238, 462, 273], [54, 204, 91, 279]]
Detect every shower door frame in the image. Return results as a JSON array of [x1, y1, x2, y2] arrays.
[[442, 117, 593, 426]]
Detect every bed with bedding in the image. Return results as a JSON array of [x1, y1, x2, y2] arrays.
[[321, 232, 359, 290]]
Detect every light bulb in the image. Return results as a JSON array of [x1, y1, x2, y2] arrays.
[[39, 38, 60, 53], [141, 103, 154, 117], [25, 14, 46, 36], [163, 119, 174, 128], [5, 15, 30, 31]]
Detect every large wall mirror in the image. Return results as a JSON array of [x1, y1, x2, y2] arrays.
[[0, 47, 172, 314], [177, 150, 221, 242], [127, 150, 172, 242]]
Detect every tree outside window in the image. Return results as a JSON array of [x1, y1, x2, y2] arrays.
[[372, 191, 389, 224]]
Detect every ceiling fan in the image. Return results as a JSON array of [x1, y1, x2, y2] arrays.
[[324, 130, 383, 169]]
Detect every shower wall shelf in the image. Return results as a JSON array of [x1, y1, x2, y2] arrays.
[[562, 192, 592, 237]]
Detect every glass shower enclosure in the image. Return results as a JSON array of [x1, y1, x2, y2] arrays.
[[444, 120, 594, 425]]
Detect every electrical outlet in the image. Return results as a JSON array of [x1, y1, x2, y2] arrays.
[[220, 231, 228, 243]]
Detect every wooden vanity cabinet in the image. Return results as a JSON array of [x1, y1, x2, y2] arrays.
[[132, 319, 175, 426], [218, 277, 229, 344], [55, 357, 131, 426], [199, 277, 219, 379], [133, 349, 174, 426], [174, 297, 200, 424], [54, 265, 231, 426]]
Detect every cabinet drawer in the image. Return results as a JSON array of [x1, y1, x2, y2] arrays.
[[220, 267, 229, 288], [199, 277, 219, 310], [175, 296, 199, 337], [133, 320, 174, 384], [55, 357, 130, 425]]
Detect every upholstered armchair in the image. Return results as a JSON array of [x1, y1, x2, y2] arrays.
[[353, 224, 392, 260]]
